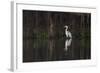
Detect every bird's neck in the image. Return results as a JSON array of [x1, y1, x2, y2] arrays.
[[65, 29, 68, 31]]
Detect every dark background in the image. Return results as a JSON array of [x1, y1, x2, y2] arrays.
[[23, 10, 91, 62]]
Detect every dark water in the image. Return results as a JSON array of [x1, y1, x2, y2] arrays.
[[23, 38, 91, 62], [23, 10, 91, 62]]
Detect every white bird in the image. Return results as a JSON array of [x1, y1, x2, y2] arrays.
[[64, 25, 72, 38]]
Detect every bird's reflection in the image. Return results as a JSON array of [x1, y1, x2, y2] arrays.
[[64, 38, 72, 52]]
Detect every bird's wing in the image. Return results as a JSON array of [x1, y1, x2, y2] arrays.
[[68, 32, 72, 38]]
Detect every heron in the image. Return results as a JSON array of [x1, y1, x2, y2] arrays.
[[64, 25, 72, 38]]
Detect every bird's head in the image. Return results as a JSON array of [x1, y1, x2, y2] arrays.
[[64, 25, 68, 30]]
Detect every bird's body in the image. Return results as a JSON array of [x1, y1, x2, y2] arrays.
[[65, 29, 72, 38]]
